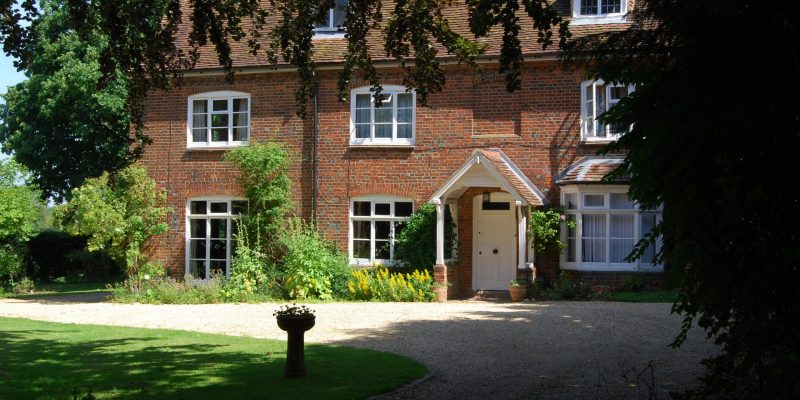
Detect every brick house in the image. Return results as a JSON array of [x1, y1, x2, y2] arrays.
[[140, 0, 663, 296]]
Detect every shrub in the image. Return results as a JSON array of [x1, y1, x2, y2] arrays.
[[112, 273, 226, 304], [279, 218, 350, 300], [56, 164, 169, 292], [223, 222, 282, 301], [620, 274, 646, 292], [528, 207, 575, 253], [534, 271, 591, 301], [0, 243, 24, 284], [347, 267, 435, 302], [24, 230, 87, 280], [393, 203, 456, 272]]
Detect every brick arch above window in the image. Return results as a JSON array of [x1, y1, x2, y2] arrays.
[[348, 182, 417, 201]]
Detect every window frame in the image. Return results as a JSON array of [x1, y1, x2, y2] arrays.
[[185, 197, 247, 279], [571, 0, 628, 25], [187, 91, 251, 149], [580, 80, 634, 142], [313, 0, 347, 37], [349, 196, 414, 266], [559, 185, 663, 272], [349, 85, 416, 147]]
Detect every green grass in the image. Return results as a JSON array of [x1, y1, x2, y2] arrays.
[[607, 290, 678, 303], [0, 317, 427, 400]]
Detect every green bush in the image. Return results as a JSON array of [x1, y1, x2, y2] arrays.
[[223, 222, 282, 301], [347, 267, 435, 302], [393, 203, 456, 272], [620, 274, 646, 292], [279, 218, 350, 300], [533, 271, 591, 300], [0, 243, 24, 284]]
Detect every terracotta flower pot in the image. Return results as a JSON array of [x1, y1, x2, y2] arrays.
[[276, 315, 316, 377], [509, 285, 527, 302]]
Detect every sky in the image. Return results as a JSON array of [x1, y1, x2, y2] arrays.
[[0, 53, 24, 161]]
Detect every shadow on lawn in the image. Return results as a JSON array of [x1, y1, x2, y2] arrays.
[[0, 323, 417, 400]]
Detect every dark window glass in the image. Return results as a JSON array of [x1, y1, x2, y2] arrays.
[[190, 201, 207, 215], [395, 202, 413, 217], [353, 201, 371, 216]]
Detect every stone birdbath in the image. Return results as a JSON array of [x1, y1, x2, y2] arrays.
[[274, 303, 316, 377]]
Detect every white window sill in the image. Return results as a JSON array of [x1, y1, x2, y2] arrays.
[[560, 263, 665, 273], [187, 143, 247, 151], [571, 15, 628, 25], [313, 31, 346, 39], [349, 143, 415, 149], [581, 138, 618, 145]]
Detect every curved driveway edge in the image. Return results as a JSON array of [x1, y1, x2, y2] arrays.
[[0, 299, 716, 399]]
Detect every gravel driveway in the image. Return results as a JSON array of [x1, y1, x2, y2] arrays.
[[0, 297, 716, 399]]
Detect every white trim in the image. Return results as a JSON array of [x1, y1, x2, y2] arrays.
[[349, 85, 416, 146], [184, 197, 247, 279], [187, 91, 251, 149], [571, 0, 628, 25], [558, 185, 663, 272], [349, 195, 414, 266]]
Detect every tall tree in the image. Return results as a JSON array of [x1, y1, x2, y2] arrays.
[[563, 1, 800, 398], [0, 0, 133, 201]]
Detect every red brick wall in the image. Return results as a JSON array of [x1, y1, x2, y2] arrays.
[[139, 61, 607, 276]]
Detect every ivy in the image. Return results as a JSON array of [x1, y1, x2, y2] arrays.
[[394, 203, 456, 271], [528, 207, 574, 254]]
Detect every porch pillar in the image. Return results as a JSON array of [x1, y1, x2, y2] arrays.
[[516, 201, 526, 271], [433, 199, 447, 285]]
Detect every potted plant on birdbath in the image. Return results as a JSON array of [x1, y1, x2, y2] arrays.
[[509, 279, 527, 302], [274, 303, 315, 377]]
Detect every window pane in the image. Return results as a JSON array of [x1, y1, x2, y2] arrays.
[[610, 193, 634, 209], [397, 124, 412, 139], [190, 201, 207, 215], [233, 98, 248, 112], [352, 221, 370, 239], [608, 85, 628, 100], [192, 129, 207, 142], [567, 238, 576, 262], [210, 260, 226, 276], [375, 124, 392, 138], [584, 194, 605, 207], [580, 0, 598, 15], [375, 221, 390, 240], [211, 128, 227, 142], [395, 202, 413, 217], [332, 0, 347, 27], [233, 112, 248, 127], [397, 93, 413, 108], [355, 108, 370, 124], [353, 240, 370, 258], [355, 93, 371, 108], [374, 203, 390, 215], [375, 108, 392, 124], [212, 99, 228, 111], [190, 239, 206, 259], [610, 239, 634, 263], [232, 201, 248, 215], [189, 260, 206, 279], [190, 219, 206, 238], [601, 0, 621, 14], [353, 201, 371, 216], [211, 113, 229, 128], [565, 193, 578, 209], [233, 127, 248, 141], [355, 124, 370, 139], [210, 202, 228, 213], [582, 214, 606, 263], [210, 219, 227, 239], [193, 100, 207, 113], [640, 213, 657, 263], [210, 240, 227, 259], [192, 114, 207, 129], [610, 214, 634, 237], [375, 241, 390, 260], [397, 108, 412, 123]]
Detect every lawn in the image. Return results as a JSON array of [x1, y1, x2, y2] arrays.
[[0, 317, 427, 400]]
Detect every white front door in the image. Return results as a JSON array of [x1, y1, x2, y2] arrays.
[[473, 192, 517, 290]]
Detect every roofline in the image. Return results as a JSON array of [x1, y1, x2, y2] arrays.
[[181, 53, 560, 78], [553, 155, 627, 185], [489, 147, 549, 206]]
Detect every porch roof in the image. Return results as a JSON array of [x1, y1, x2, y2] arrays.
[[555, 156, 627, 185], [430, 148, 547, 206]]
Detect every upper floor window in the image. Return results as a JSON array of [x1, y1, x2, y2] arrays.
[[572, 0, 628, 25], [580, 80, 633, 141], [560, 186, 662, 272], [350, 197, 414, 265], [188, 91, 250, 148], [314, 0, 347, 34], [350, 85, 416, 146]]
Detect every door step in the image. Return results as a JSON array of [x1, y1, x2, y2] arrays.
[[465, 290, 511, 302]]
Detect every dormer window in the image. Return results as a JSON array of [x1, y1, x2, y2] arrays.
[[314, 0, 347, 34], [572, 0, 628, 25], [580, 80, 634, 141]]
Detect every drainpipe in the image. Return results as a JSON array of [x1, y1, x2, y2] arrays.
[[312, 81, 319, 225]]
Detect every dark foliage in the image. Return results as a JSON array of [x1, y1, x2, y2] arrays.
[[25, 230, 120, 281], [563, 1, 800, 398]]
